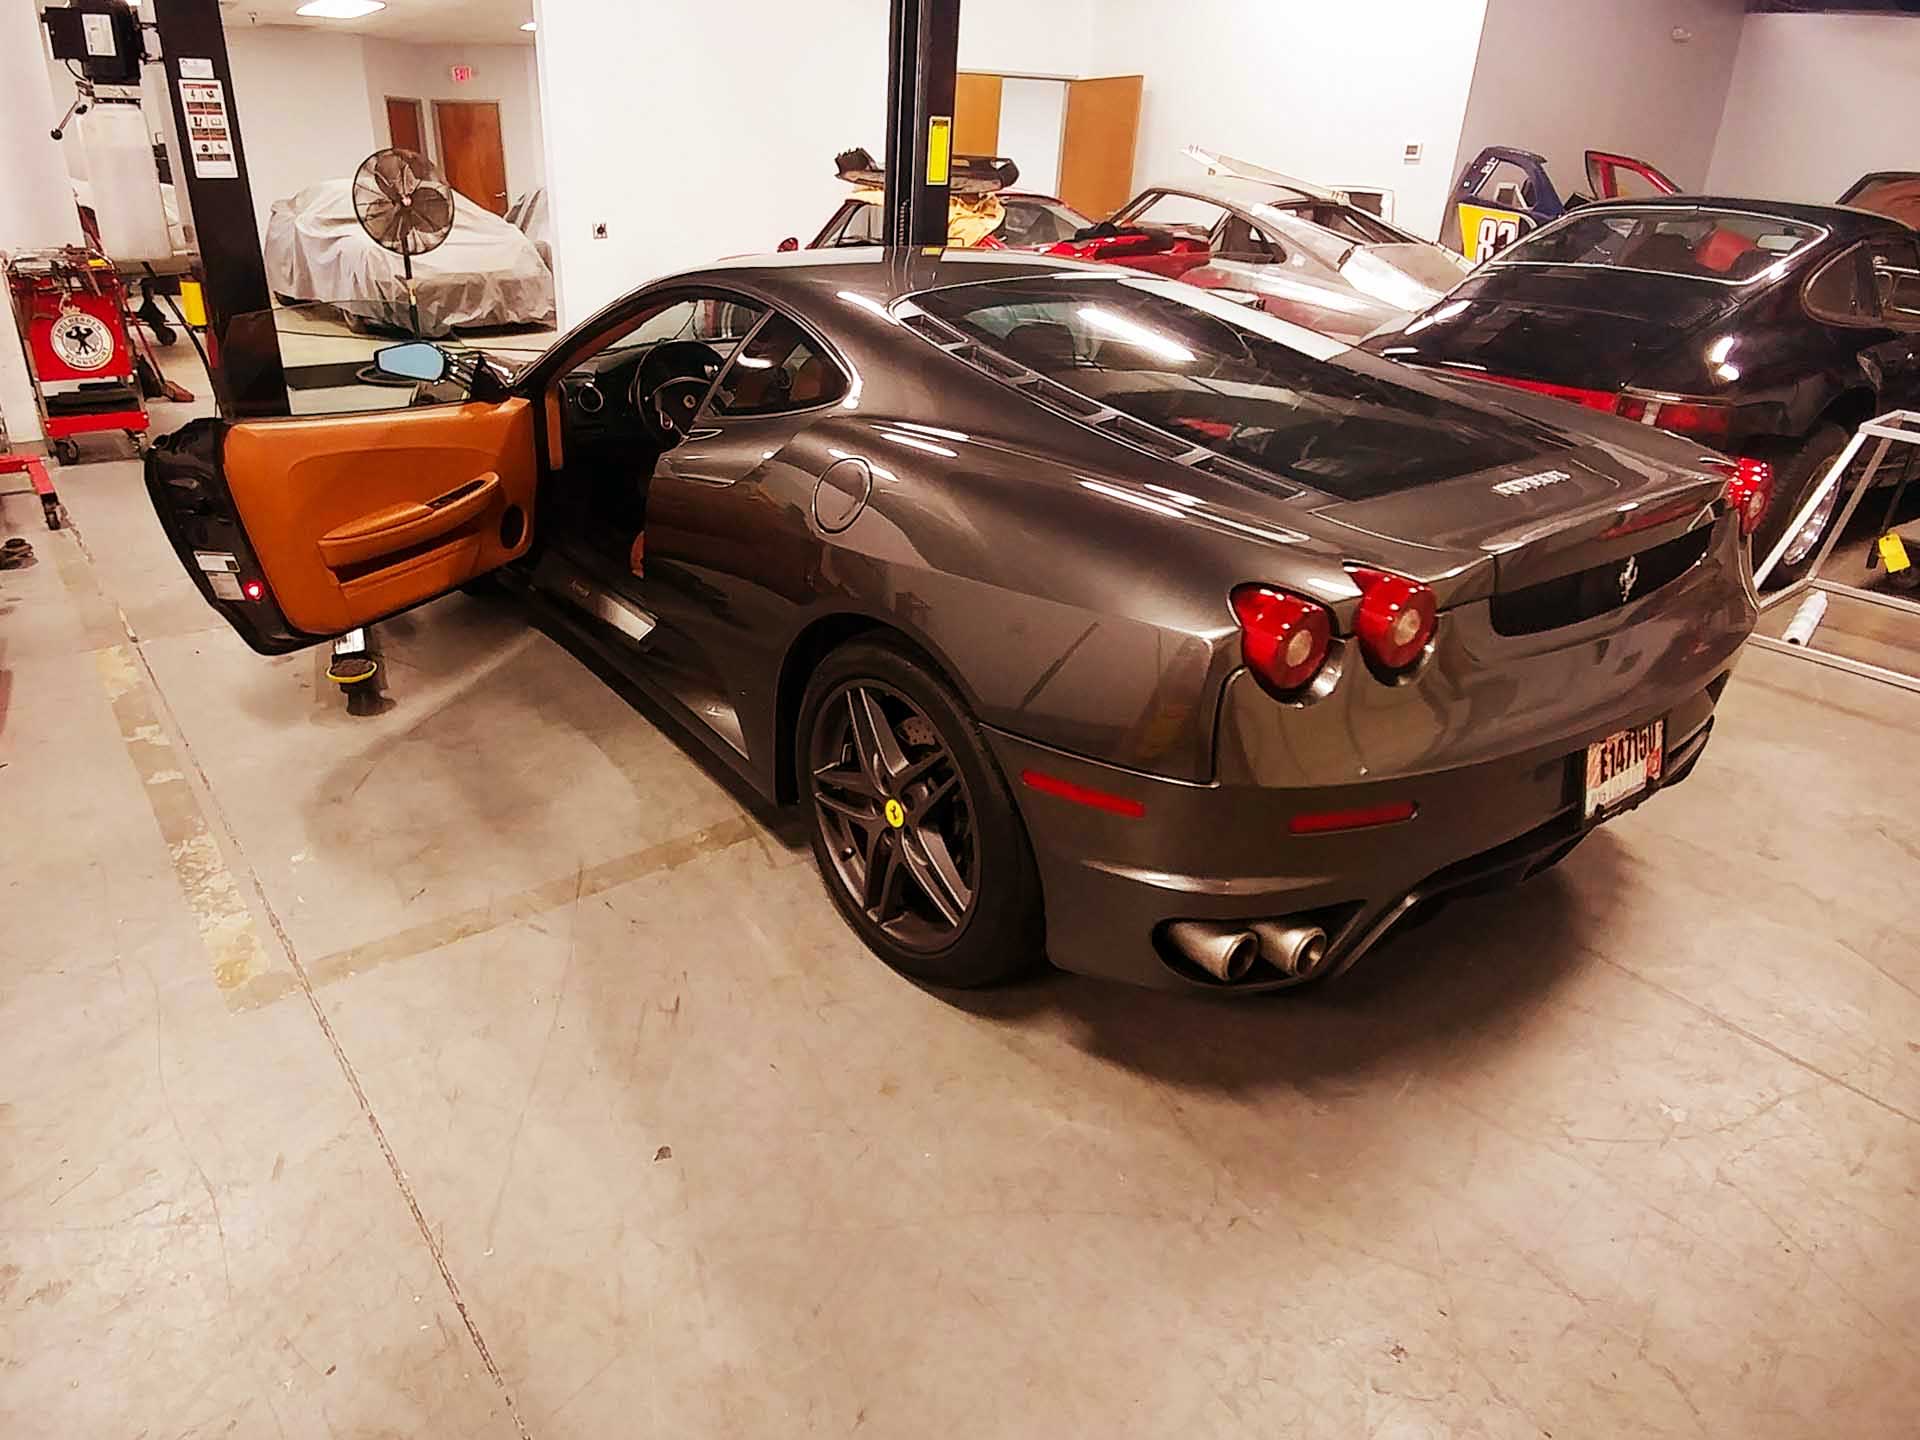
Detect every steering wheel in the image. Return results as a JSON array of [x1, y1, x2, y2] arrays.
[[630, 340, 724, 447]]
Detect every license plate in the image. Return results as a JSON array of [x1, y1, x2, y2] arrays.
[[1584, 719, 1664, 820]]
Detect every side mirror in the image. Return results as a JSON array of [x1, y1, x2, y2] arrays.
[[374, 341, 448, 383], [777, 236, 800, 253]]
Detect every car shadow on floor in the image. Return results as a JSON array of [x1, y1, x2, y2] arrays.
[[520, 602, 811, 850], [950, 830, 1629, 1094]]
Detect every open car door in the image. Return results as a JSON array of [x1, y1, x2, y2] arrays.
[[1448, 146, 1560, 262], [1585, 150, 1679, 201], [146, 369, 539, 655]]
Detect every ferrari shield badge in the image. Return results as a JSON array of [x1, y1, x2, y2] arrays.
[[51, 304, 115, 372]]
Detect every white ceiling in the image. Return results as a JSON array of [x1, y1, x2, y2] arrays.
[[216, 0, 536, 48]]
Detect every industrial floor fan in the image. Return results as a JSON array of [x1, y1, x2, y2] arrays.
[[350, 147, 456, 337]]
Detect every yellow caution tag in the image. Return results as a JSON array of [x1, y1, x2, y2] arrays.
[[179, 279, 208, 328], [1457, 201, 1526, 263], [926, 116, 951, 187], [1877, 531, 1912, 573]]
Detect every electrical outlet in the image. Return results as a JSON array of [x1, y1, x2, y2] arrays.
[[592, 222, 609, 239]]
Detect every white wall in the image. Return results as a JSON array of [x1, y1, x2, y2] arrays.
[[959, 0, 1093, 75], [361, 40, 545, 206], [3, 2, 87, 445], [1084, 0, 1491, 240], [223, 28, 379, 240], [1707, 13, 1920, 204], [537, 0, 1095, 323], [1454, 0, 1745, 213]]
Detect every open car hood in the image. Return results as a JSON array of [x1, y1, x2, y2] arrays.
[[1839, 172, 1920, 228]]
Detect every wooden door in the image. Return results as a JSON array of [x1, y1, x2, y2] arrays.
[[434, 100, 509, 214], [954, 73, 1003, 157], [385, 96, 425, 156], [1058, 75, 1143, 220]]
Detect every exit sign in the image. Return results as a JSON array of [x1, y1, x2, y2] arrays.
[[450, 64, 474, 83]]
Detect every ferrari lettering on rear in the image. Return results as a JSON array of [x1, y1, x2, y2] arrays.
[[1491, 469, 1571, 496]]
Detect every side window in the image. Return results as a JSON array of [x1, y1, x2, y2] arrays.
[[1868, 238, 1920, 324], [709, 313, 847, 417], [838, 203, 884, 246], [598, 295, 762, 358], [1213, 214, 1283, 264], [1804, 244, 1874, 325], [1117, 191, 1228, 232]]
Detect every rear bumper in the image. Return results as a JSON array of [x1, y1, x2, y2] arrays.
[[985, 671, 1728, 993]]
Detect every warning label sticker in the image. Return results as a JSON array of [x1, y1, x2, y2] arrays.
[[179, 78, 238, 179]]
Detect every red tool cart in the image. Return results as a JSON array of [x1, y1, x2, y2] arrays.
[[6, 246, 149, 465]]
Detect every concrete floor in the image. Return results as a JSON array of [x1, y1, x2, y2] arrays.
[[4, 408, 1920, 1439]]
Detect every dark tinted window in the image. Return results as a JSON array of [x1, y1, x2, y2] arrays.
[[1499, 208, 1820, 282], [913, 276, 1548, 499], [1805, 244, 1874, 324], [710, 313, 846, 416]]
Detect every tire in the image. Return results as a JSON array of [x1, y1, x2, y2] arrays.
[[797, 637, 1043, 988], [1751, 424, 1850, 590]]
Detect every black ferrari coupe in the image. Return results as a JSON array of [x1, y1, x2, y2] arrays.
[[1366, 196, 1920, 584], [147, 250, 1757, 992]]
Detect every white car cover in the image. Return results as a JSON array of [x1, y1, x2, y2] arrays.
[[265, 179, 555, 335], [504, 188, 552, 270]]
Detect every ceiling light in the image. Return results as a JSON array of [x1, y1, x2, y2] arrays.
[[521, 20, 536, 30], [295, 0, 386, 18]]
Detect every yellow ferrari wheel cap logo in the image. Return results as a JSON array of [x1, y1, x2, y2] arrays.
[[884, 798, 906, 828]]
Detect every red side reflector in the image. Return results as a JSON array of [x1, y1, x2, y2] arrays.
[[1020, 768, 1145, 819], [242, 579, 264, 601], [1288, 800, 1417, 835]]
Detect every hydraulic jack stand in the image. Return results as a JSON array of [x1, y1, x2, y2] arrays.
[[327, 627, 384, 715]]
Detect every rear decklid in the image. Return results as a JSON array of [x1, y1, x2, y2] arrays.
[[1313, 428, 1730, 601], [1367, 266, 1737, 389]]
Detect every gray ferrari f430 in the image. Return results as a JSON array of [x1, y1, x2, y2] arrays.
[[146, 249, 1759, 992]]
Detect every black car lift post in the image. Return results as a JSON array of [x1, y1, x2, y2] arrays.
[[882, 0, 960, 249], [148, 0, 290, 419]]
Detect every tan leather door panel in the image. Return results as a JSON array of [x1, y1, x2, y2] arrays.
[[224, 398, 536, 636]]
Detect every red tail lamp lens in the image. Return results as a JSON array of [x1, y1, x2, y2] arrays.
[[1349, 567, 1437, 672], [1725, 457, 1773, 537], [1231, 583, 1332, 697], [1613, 391, 1733, 439]]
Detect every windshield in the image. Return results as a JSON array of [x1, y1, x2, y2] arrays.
[[910, 274, 1552, 500], [1494, 207, 1822, 284]]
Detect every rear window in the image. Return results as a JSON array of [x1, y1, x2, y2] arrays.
[[910, 275, 1550, 500], [1495, 207, 1822, 283]]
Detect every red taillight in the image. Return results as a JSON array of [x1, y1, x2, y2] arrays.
[[1231, 583, 1332, 698], [1463, 371, 1620, 412], [1613, 391, 1733, 440], [1348, 567, 1437, 673], [1724, 457, 1773, 537]]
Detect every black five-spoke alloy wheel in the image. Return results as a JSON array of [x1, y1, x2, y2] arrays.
[[799, 639, 1042, 987]]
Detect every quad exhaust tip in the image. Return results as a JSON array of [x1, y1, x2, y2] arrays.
[[1251, 920, 1329, 978], [1164, 918, 1331, 984]]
